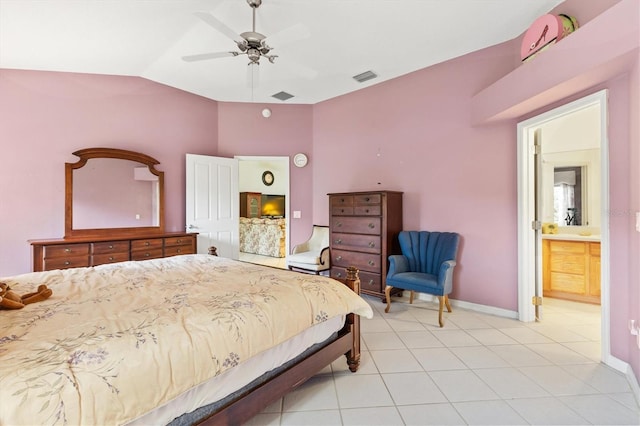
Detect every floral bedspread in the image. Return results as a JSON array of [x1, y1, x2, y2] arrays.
[[239, 217, 286, 257], [0, 254, 372, 425]]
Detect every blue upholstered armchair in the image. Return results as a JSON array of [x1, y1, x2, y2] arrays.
[[385, 231, 460, 327]]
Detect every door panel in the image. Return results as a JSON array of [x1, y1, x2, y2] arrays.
[[186, 154, 239, 259]]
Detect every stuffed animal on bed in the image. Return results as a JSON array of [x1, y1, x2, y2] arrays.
[[0, 283, 52, 309]]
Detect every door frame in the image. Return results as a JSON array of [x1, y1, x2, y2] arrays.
[[516, 90, 611, 363], [235, 155, 291, 257]]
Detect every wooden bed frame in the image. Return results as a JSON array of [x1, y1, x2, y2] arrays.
[[198, 267, 363, 425]]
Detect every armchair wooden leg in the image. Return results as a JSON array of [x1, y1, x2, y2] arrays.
[[438, 296, 445, 327], [444, 295, 452, 313], [409, 290, 415, 304], [384, 286, 393, 313]]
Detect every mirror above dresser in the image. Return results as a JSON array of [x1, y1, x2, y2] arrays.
[[30, 148, 197, 272]]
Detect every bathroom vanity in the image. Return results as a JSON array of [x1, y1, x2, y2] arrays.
[[542, 234, 601, 304]]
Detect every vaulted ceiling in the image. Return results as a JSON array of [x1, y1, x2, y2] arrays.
[[0, 0, 564, 104]]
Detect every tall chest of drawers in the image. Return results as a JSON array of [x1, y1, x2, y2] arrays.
[[31, 232, 197, 272], [328, 191, 403, 299]]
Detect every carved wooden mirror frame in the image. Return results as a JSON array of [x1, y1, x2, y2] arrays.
[[65, 148, 165, 238]]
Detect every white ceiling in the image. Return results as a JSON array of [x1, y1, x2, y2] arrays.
[[0, 0, 564, 104]]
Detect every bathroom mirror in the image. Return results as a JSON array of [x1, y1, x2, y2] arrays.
[[65, 148, 165, 238], [553, 166, 584, 225], [541, 149, 601, 228]]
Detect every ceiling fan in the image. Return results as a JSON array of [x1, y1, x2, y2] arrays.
[[182, 0, 296, 66]]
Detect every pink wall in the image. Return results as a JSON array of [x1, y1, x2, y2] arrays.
[[217, 102, 314, 249], [313, 42, 519, 310], [0, 70, 218, 276], [312, 0, 639, 381]]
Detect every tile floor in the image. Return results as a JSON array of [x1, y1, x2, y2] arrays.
[[242, 292, 640, 425]]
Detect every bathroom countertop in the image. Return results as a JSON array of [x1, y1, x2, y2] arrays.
[[542, 233, 601, 242]]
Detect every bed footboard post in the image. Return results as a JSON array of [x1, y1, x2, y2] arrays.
[[344, 266, 361, 372]]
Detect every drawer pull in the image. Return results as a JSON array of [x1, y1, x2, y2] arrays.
[[145, 253, 150, 257], [368, 242, 376, 248], [336, 272, 342, 278], [108, 245, 114, 249], [368, 223, 375, 229], [177, 239, 182, 243], [368, 260, 375, 266], [177, 249, 182, 253], [365, 197, 370, 202], [336, 222, 342, 227], [340, 198, 345, 202], [336, 256, 342, 261], [64, 261, 70, 265], [65, 248, 71, 253], [109, 256, 114, 261], [335, 239, 342, 244], [341, 209, 345, 213], [365, 209, 369, 213], [145, 242, 150, 246], [368, 279, 374, 285]]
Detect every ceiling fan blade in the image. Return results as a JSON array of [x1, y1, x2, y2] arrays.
[[246, 63, 260, 89], [194, 11, 245, 45], [182, 51, 236, 62], [266, 23, 310, 47]]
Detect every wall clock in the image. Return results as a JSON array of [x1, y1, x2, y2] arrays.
[[293, 153, 308, 168], [262, 170, 274, 186]]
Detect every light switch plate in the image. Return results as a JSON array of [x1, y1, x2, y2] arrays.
[[636, 212, 640, 232], [293, 210, 301, 219]]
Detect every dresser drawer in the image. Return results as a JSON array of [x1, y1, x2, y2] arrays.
[[44, 243, 90, 258], [131, 239, 163, 251], [332, 249, 381, 273], [354, 205, 381, 215], [332, 232, 381, 254], [331, 217, 381, 235], [92, 241, 130, 255], [330, 195, 354, 207], [354, 194, 381, 205], [131, 248, 164, 261], [164, 245, 195, 257], [331, 206, 354, 216], [44, 256, 90, 270], [331, 267, 382, 294], [93, 252, 130, 265], [164, 236, 193, 247]]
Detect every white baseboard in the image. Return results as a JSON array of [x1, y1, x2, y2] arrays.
[[413, 293, 518, 319]]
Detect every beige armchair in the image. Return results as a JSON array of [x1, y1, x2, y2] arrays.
[[287, 225, 330, 274]]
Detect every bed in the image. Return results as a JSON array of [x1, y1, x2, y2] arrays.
[[239, 217, 286, 257], [0, 254, 372, 425]]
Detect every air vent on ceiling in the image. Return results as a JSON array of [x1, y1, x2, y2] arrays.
[[353, 70, 378, 83], [272, 91, 294, 101]]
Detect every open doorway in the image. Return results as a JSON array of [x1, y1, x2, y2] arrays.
[[517, 90, 612, 365], [235, 156, 290, 270]]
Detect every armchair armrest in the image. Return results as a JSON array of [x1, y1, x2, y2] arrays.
[[319, 247, 330, 265], [292, 242, 310, 254], [387, 255, 409, 279], [438, 260, 457, 294]]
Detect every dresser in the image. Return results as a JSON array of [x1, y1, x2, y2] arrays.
[[30, 232, 197, 272], [240, 192, 262, 218], [328, 191, 403, 299]]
